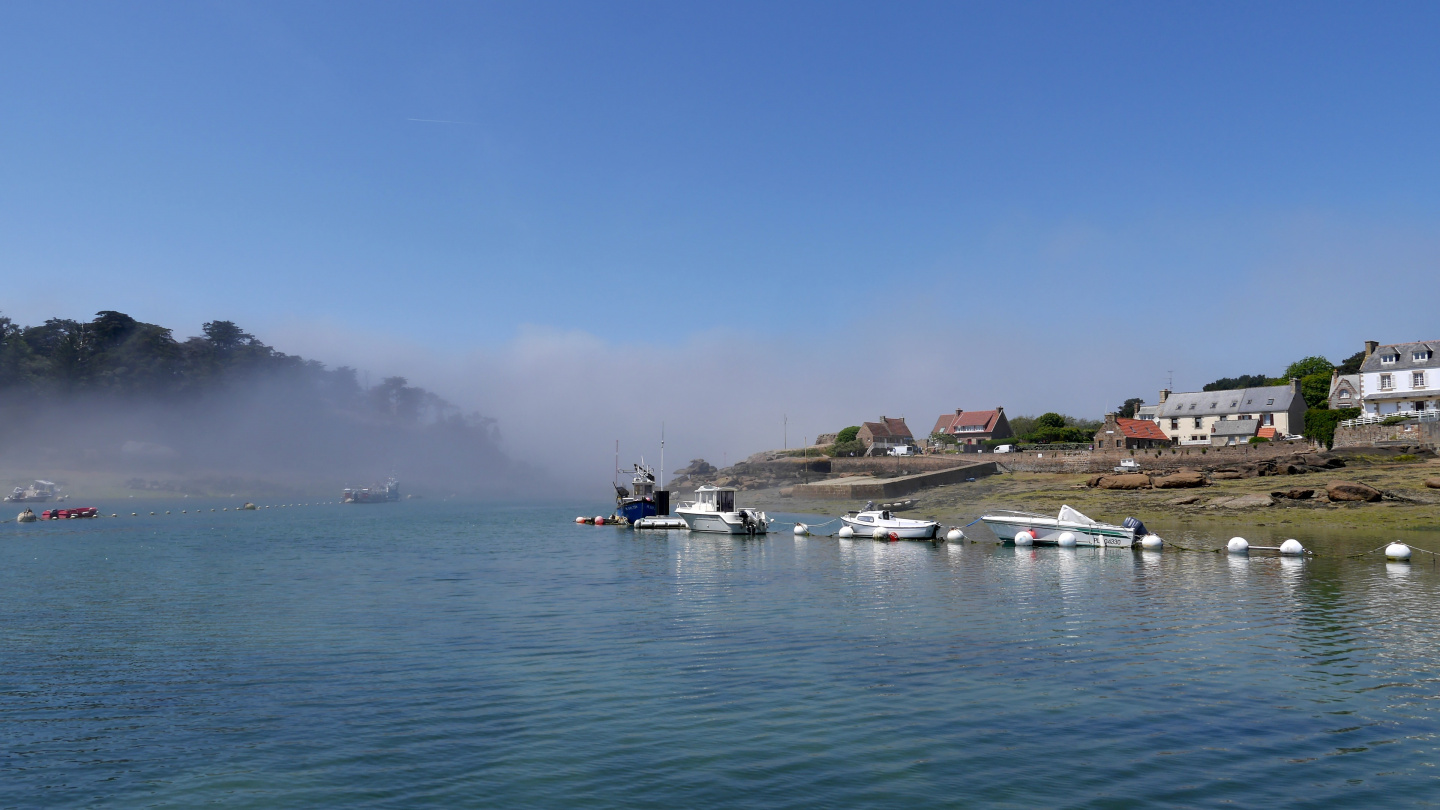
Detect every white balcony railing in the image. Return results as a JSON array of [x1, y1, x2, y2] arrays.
[[1340, 411, 1440, 427]]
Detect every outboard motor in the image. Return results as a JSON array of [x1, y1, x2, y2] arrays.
[[1122, 516, 1150, 538]]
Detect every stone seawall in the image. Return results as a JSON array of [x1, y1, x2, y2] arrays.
[[1333, 422, 1440, 450], [994, 441, 1323, 474], [790, 461, 998, 499]]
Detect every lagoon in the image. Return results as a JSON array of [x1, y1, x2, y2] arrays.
[[3, 501, 1439, 806]]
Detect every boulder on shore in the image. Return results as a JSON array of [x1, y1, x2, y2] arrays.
[[1092, 473, 1152, 490], [1271, 488, 1315, 500], [1152, 470, 1206, 489], [1426, 478, 1440, 490], [1211, 469, 1247, 480], [1326, 481, 1382, 502], [1207, 493, 1274, 509]]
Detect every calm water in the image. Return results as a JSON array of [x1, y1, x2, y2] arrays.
[[4, 501, 1440, 807]]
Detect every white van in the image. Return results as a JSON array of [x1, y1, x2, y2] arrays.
[[992, 444, 1015, 454], [888, 445, 916, 456]]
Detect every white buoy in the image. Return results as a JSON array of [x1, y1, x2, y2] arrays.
[[1279, 538, 1305, 555], [873, 527, 888, 540], [793, 523, 808, 536], [150, 512, 156, 516], [1057, 531, 1077, 547], [1386, 542, 1412, 561], [1014, 531, 1034, 547], [594, 516, 606, 525], [946, 528, 964, 542], [1141, 534, 1164, 550], [165, 511, 171, 515], [575, 516, 585, 524], [838, 526, 855, 538], [1227, 537, 1249, 554]]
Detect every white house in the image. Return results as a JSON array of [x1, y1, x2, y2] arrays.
[[1154, 380, 1306, 446], [1357, 339, 1440, 416]]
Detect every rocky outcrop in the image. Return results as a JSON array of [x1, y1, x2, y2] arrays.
[[1090, 473, 1152, 490], [1326, 481, 1382, 502], [1271, 488, 1315, 500], [1152, 470, 1206, 489], [1426, 478, 1440, 490], [1206, 493, 1273, 509]]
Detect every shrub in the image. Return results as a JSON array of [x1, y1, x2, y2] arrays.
[[1382, 415, 1410, 426], [1395, 454, 1419, 462], [1248, 436, 1270, 445], [827, 439, 865, 457], [1303, 407, 1361, 449], [835, 426, 861, 444]]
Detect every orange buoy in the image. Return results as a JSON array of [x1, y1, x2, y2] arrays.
[[575, 516, 586, 524], [888, 532, 900, 542], [594, 516, 606, 525]]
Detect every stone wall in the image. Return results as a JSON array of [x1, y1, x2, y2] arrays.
[[993, 440, 1325, 475], [1333, 421, 1440, 450]]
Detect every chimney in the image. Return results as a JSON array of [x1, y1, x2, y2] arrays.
[[955, 408, 963, 416], [1364, 340, 1378, 359], [996, 406, 1004, 414], [1290, 377, 1299, 393], [1158, 388, 1170, 404], [1331, 368, 1339, 384]]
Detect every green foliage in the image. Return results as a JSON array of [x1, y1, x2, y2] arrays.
[[1303, 407, 1360, 449], [1336, 350, 1367, 375], [1248, 436, 1270, 444], [929, 431, 958, 446], [1395, 454, 1419, 463], [1202, 374, 1271, 392], [1284, 356, 1333, 380], [1007, 415, 1038, 438], [828, 439, 865, 457], [1300, 372, 1332, 409], [835, 425, 861, 444], [1117, 397, 1143, 419], [1382, 415, 1410, 426], [1035, 412, 1066, 430]]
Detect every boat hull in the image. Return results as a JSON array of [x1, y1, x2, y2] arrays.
[[840, 516, 939, 539], [982, 516, 1135, 547], [675, 509, 769, 534], [617, 498, 658, 523]]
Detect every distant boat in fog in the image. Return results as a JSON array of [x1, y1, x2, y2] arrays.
[[343, 477, 400, 504]]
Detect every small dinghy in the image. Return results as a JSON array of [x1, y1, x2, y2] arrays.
[[16, 508, 37, 523], [981, 505, 1153, 548], [840, 509, 941, 540]]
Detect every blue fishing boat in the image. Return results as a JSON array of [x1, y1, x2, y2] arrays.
[[614, 463, 661, 524]]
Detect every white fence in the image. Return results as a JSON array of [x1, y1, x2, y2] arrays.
[[1340, 411, 1440, 428]]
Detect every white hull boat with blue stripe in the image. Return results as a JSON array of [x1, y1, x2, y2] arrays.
[[981, 506, 1150, 548]]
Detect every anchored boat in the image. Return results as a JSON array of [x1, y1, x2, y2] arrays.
[[343, 477, 400, 504], [981, 505, 1153, 548], [614, 463, 663, 524], [675, 485, 770, 535], [841, 509, 941, 540], [6, 480, 57, 503]]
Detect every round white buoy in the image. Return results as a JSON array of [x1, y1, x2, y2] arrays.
[[165, 511, 171, 515], [576, 516, 585, 524], [594, 516, 606, 525], [873, 527, 888, 540], [150, 512, 156, 516], [1280, 538, 1305, 556], [1227, 537, 1249, 554], [1014, 531, 1034, 547], [838, 526, 855, 538], [111, 513, 117, 517], [131, 512, 137, 516], [1141, 534, 1164, 550], [793, 523, 808, 536], [1057, 531, 1077, 547], [181, 510, 187, 514], [1386, 542, 1412, 561], [946, 528, 964, 542]]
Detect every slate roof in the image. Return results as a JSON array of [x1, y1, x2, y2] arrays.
[[1212, 420, 1260, 437], [1114, 417, 1167, 441], [931, 409, 1002, 435], [1359, 341, 1440, 373], [1157, 385, 1298, 418], [1329, 374, 1360, 395]]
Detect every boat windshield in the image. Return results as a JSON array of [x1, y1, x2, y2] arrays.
[[1058, 505, 1098, 525]]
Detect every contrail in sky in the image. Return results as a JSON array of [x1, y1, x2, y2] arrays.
[[406, 117, 480, 125]]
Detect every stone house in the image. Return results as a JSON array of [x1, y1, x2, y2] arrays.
[[1155, 380, 1306, 446], [1356, 339, 1440, 416], [1093, 414, 1169, 450], [1328, 371, 1361, 411], [929, 408, 1012, 448], [857, 417, 914, 455]]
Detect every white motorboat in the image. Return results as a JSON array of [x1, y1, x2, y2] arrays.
[[841, 509, 941, 540], [981, 505, 1152, 548], [675, 486, 770, 535]]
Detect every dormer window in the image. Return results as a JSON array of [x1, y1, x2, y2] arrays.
[[1230, 401, 1237, 407], [1209, 402, 1217, 409], [1266, 398, 1274, 405], [1382, 353, 1398, 364], [1415, 350, 1433, 362], [1339, 390, 1350, 399], [1188, 404, 1196, 410]]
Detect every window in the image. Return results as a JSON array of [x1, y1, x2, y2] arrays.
[[1381, 373, 1394, 390], [1263, 414, 1274, 426], [1339, 390, 1350, 399], [1230, 401, 1238, 407], [1170, 418, 1179, 430], [1413, 350, 1432, 362], [1188, 404, 1196, 410], [1382, 353, 1398, 364], [1115, 439, 1121, 448], [1266, 398, 1274, 405], [1193, 417, 1202, 428], [1415, 371, 1427, 389]]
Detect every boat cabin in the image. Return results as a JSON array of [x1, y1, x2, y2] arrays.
[[694, 485, 737, 512]]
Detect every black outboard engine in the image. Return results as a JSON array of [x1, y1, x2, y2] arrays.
[[1122, 516, 1150, 538]]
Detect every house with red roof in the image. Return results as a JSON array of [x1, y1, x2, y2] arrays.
[[1094, 413, 1170, 450], [929, 408, 1013, 449], [857, 416, 915, 455]]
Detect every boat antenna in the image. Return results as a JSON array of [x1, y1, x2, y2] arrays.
[[660, 422, 666, 489], [614, 440, 619, 488]]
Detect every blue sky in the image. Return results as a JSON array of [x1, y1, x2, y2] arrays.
[[4, 2, 1439, 479]]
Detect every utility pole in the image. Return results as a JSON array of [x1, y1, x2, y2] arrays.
[[784, 414, 788, 451]]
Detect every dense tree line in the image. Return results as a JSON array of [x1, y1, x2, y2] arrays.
[[0, 311, 522, 495]]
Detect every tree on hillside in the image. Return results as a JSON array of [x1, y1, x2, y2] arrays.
[[1336, 350, 1367, 375], [835, 426, 860, 444], [1301, 373, 1332, 408], [1284, 356, 1333, 380], [1117, 397, 1144, 419], [1202, 374, 1271, 392], [1035, 412, 1066, 429]]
